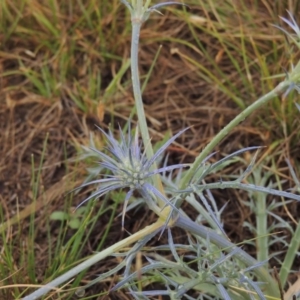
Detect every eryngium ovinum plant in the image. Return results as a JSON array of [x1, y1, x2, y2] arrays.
[[24, 2, 300, 300]]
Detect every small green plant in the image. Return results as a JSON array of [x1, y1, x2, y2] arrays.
[[23, 1, 300, 300], [50, 207, 87, 230]]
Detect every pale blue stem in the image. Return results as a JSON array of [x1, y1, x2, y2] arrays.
[[131, 21, 153, 158], [130, 18, 165, 207], [255, 189, 268, 262]]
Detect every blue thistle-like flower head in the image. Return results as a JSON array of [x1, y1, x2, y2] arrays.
[[78, 125, 189, 227]]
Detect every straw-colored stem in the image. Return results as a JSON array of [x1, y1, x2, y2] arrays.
[[22, 220, 164, 300]]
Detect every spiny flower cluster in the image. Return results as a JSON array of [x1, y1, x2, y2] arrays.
[[78, 125, 189, 227]]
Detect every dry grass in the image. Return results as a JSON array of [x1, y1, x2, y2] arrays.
[[1, 0, 300, 299]]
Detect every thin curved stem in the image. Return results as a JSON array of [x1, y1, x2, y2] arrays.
[[131, 21, 152, 157], [131, 19, 165, 207], [178, 81, 290, 200]]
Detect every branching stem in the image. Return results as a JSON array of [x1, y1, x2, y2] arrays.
[[179, 81, 290, 196]]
